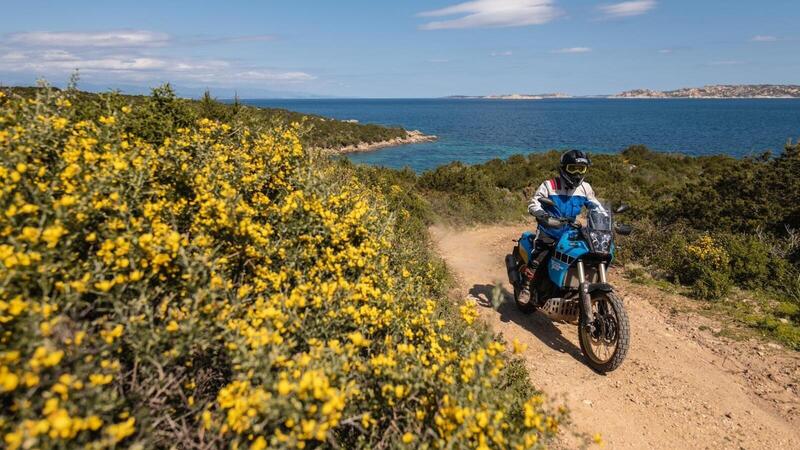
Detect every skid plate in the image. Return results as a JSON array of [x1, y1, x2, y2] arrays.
[[540, 298, 579, 323]]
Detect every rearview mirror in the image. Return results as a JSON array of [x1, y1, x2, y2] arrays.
[[615, 223, 633, 235], [539, 197, 556, 208], [615, 204, 630, 214]]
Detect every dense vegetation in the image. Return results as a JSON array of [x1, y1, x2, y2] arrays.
[[344, 144, 800, 349], [7, 85, 407, 151], [0, 86, 562, 448]]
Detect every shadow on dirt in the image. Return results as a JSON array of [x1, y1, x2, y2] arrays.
[[469, 283, 584, 362]]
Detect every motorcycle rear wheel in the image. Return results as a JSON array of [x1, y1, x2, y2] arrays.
[[578, 291, 629, 373]]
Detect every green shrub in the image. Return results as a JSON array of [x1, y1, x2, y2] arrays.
[[690, 267, 733, 301], [718, 232, 771, 290], [683, 235, 732, 300], [774, 323, 800, 350], [775, 302, 800, 319]]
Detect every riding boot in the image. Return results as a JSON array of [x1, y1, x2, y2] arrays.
[[516, 260, 534, 304]]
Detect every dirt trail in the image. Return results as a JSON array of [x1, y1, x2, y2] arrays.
[[430, 224, 800, 450]]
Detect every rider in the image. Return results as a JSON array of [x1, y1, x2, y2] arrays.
[[526, 150, 606, 273]]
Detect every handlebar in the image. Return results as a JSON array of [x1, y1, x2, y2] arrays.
[[536, 214, 633, 235], [539, 216, 579, 229]]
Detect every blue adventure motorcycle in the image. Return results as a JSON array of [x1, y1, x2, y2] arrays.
[[506, 199, 633, 372]]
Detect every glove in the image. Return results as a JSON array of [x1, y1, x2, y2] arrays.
[[532, 209, 550, 220], [545, 217, 565, 228]]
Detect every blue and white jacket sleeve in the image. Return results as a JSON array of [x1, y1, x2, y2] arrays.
[[528, 182, 550, 218], [582, 183, 606, 213]]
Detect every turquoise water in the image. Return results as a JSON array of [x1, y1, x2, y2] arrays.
[[245, 98, 800, 172]]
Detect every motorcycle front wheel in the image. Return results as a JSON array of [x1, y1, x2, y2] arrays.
[[578, 291, 630, 373]]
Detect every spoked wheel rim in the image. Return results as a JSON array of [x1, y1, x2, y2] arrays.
[[582, 295, 621, 366]]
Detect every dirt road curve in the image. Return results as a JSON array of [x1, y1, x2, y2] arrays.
[[430, 224, 800, 450]]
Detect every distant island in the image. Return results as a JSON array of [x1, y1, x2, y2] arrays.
[[446, 93, 572, 100], [447, 85, 800, 100], [614, 84, 800, 99]]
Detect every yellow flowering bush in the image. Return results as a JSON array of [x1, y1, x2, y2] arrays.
[[683, 235, 733, 300], [686, 235, 730, 270], [0, 86, 561, 449]]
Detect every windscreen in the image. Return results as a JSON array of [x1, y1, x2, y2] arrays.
[[588, 208, 613, 231]]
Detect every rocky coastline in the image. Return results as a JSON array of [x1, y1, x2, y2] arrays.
[[320, 130, 437, 155]]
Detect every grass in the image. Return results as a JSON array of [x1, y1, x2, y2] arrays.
[[624, 265, 800, 349]]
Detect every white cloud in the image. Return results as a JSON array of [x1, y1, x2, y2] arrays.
[[428, 58, 451, 63], [751, 35, 777, 42], [658, 49, 673, 54], [418, 0, 561, 30], [552, 47, 592, 53], [490, 50, 513, 57], [598, 1, 657, 19], [234, 70, 316, 82], [0, 29, 315, 88], [7, 30, 170, 47], [0, 50, 313, 86]]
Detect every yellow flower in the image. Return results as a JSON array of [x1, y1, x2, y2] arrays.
[[100, 324, 124, 344], [166, 321, 179, 332], [1, 351, 20, 363], [0, 366, 19, 392], [460, 302, 478, 325], [29, 346, 64, 370], [21, 227, 40, 243], [105, 417, 135, 443], [98, 115, 116, 125], [95, 280, 115, 292], [402, 432, 414, 444], [41, 223, 66, 248], [251, 436, 267, 450], [89, 373, 113, 386], [87, 415, 104, 430], [347, 331, 370, 347], [7, 297, 27, 316], [53, 117, 69, 130], [4, 431, 22, 450]]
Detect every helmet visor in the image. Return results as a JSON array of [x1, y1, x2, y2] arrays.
[[565, 164, 588, 175]]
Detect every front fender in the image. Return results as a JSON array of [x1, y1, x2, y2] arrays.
[[587, 283, 613, 294]]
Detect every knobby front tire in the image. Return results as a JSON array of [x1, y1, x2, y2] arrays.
[[578, 291, 630, 373]]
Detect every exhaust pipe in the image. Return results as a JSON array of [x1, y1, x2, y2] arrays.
[[505, 254, 520, 285]]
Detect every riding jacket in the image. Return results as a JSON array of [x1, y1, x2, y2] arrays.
[[528, 176, 606, 240]]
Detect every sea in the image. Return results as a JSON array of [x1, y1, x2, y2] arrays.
[[243, 98, 800, 172]]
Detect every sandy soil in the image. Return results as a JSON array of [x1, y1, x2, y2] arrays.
[[430, 224, 800, 450]]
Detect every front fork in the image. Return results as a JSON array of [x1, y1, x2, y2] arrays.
[[578, 261, 607, 328]]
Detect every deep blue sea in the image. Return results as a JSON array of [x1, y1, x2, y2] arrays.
[[244, 98, 800, 172]]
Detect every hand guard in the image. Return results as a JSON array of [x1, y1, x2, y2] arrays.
[[544, 217, 565, 228], [532, 209, 550, 220]]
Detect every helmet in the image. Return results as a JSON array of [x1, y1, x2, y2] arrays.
[[559, 149, 591, 189]]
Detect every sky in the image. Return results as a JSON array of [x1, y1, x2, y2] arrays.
[[1, 0, 799, 98]]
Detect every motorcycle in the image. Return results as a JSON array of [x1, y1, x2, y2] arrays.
[[505, 199, 633, 372]]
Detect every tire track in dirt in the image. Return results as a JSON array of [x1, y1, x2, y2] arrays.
[[430, 224, 800, 450]]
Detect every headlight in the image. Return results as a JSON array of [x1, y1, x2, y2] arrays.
[[588, 230, 612, 254]]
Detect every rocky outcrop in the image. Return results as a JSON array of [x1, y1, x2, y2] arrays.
[[320, 130, 437, 155]]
